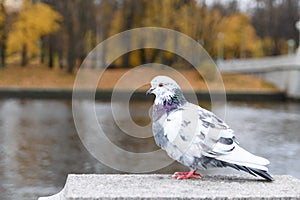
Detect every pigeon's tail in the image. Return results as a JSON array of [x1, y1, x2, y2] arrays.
[[215, 145, 273, 181], [222, 161, 274, 181]]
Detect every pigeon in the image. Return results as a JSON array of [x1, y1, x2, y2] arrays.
[[146, 75, 273, 181]]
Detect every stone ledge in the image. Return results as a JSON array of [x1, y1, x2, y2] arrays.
[[39, 174, 300, 200]]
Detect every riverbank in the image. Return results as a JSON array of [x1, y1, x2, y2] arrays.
[[0, 87, 285, 101], [0, 63, 283, 101]]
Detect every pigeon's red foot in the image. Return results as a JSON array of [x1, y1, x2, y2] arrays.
[[172, 170, 202, 179]]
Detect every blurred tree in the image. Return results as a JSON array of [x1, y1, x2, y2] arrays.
[[7, 0, 61, 66], [94, 0, 118, 68], [40, 1, 68, 69], [197, 6, 222, 58], [219, 14, 262, 59], [56, 0, 96, 72], [39, 0, 116, 71], [141, 0, 200, 67], [211, 0, 239, 16], [110, 0, 146, 68], [142, 0, 178, 65], [0, 0, 7, 67], [251, 0, 299, 55]]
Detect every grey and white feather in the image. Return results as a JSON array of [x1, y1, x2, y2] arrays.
[[147, 75, 273, 181]]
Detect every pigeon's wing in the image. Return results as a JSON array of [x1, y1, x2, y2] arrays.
[[196, 105, 238, 157], [195, 104, 270, 169], [163, 102, 270, 171], [163, 103, 236, 159]]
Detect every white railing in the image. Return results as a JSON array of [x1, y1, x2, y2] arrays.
[[218, 55, 300, 73]]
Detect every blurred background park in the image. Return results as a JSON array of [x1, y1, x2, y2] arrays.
[[1, 0, 300, 70], [1, 0, 299, 90], [1, 0, 300, 199]]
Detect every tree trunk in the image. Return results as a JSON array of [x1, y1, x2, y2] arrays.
[[40, 36, 45, 64], [0, 2, 7, 68], [0, 40, 6, 68], [48, 36, 53, 68], [58, 48, 64, 69], [67, 52, 75, 73], [67, 34, 76, 73], [21, 44, 28, 66]]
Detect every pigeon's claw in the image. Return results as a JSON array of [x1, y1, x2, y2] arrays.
[[172, 170, 202, 179]]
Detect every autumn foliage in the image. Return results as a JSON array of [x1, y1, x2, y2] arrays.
[[0, 0, 299, 72], [7, 0, 61, 66]]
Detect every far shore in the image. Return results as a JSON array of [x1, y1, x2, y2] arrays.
[[0, 63, 284, 101]]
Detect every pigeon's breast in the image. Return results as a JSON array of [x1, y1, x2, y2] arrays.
[[163, 107, 203, 159]]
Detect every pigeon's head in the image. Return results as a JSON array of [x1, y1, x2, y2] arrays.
[[147, 76, 185, 105]]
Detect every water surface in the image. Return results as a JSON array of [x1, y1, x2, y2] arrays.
[[0, 99, 299, 199]]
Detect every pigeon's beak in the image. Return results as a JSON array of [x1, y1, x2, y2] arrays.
[[146, 88, 154, 95]]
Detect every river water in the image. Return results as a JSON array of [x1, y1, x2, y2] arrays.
[[0, 99, 299, 199]]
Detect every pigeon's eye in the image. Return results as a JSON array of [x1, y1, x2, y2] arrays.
[[159, 83, 164, 87]]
